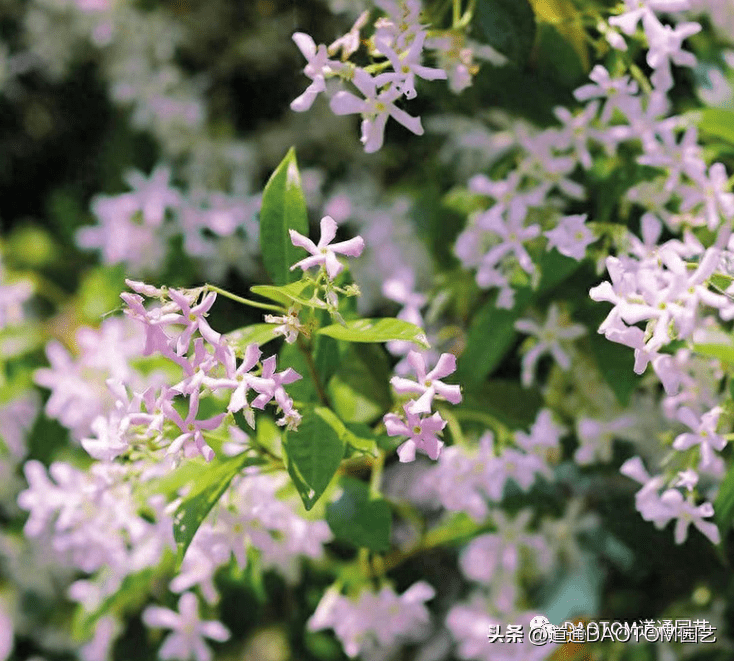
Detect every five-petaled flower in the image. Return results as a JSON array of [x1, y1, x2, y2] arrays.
[[390, 350, 462, 414], [289, 216, 365, 280], [384, 403, 446, 462], [142, 592, 230, 661]]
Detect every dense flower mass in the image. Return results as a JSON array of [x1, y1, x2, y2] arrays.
[[5, 0, 734, 660]]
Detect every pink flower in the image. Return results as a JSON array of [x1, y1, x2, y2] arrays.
[[330, 68, 424, 152], [659, 490, 720, 545], [167, 289, 221, 355], [247, 355, 302, 414], [291, 33, 343, 111], [204, 343, 262, 415], [163, 390, 225, 462], [384, 403, 446, 461], [142, 592, 229, 661], [373, 31, 447, 100], [673, 406, 726, 474], [289, 216, 365, 279], [390, 350, 462, 413], [544, 214, 595, 260]]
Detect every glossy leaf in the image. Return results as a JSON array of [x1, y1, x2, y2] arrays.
[[529, 0, 589, 72], [318, 318, 429, 347], [698, 108, 734, 145], [259, 147, 309, 285], [283, 406, 346, 510], [172, 454, 266, 567], [588, 332, 638, 406], [225, 324, 280, 353], [251, 279, 326, 309]]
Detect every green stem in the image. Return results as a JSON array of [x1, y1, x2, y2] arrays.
[[456, 0, 475, 28], [296, 336, 331, 408], [369, 450, 386, 498], [205, 284, 285, 313], [438, 406, 467, 447], [451, 408, 510, 439], [380, 515, 484, 572]]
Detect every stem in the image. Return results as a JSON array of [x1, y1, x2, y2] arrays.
[[380, 515, 483, 573], [369, 450, 386, 498], [203, 429, 284, 467], [296, 336, 331, 407], [451, 408, 510, 441], [452, 0, 461, 25], [437, 406, 467, 447], [205, 284, 286, 313], [456, 0, 475, 29]]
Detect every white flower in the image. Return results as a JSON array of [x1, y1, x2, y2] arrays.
[[289, 215, 365, 279], [330, 68, 424, 152], [142, 593, 229, 661], [264, 307, 306, 344], [515, 305, 586, 387], [544, 214, 595, 260]]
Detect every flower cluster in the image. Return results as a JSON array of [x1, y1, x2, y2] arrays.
[[307, 581, 435, 657], [291, 0, 488, 152], [77, 166, 262, 278], [420, 409, 563, 520], [384, 350, 461, 461], [78, 281, 304, 464], [169, 468, 332, 602]]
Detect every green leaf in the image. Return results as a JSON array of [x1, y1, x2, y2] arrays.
[[318, 318, 429, 347], [698, 108, 734, 145], [528, 0, 589, 71], [714, 463, 734, 532], [171, 454, 266, 567], [283, 406, 346, 510], [693, 343, 734, 365], [533, 22, 586, 89], [343, 422, 380, 455], [313, 308, 343, 387], [328, 345, 393, 423], [225, 324, 280, 352], [277, 342, 320, 403], [259, 147, 309, 285], [588, 332, 638, 406], [78, 264, 127, 322], [326, 477, 391, 552], [251, 280, 326, 309], [475, 0, 536, 65]]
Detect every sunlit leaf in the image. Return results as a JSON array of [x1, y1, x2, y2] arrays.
[[259, 147, 309, 285], [318, 318, 429, 347]]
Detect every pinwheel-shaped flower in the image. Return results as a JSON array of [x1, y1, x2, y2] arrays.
[[142, 592, 229, 661], [390, 351, 462, 414], [289, 216, 365, 280], [384, 403, 446, 462], [163, 390, 225, 462]]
